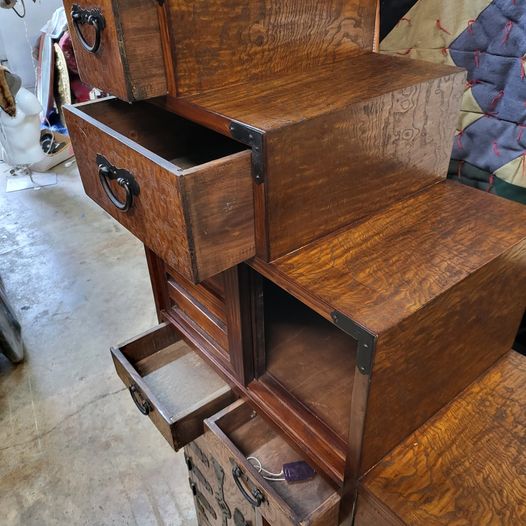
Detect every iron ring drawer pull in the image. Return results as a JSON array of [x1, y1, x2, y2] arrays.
[[232, 465, 264, 508], [96, 154, 140, 212], [71, 4, 106, 54], [129, 384, 152, 415]]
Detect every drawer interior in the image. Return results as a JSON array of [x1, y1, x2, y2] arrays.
[[119, 324, 228, 420], [212, 400, 339, 522], [112, 323, 235, 449], [79, 98, 248, 169]]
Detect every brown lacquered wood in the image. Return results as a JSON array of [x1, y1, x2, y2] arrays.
[[251, 180, 526, 487], [166, 265, 227, 324], [360, 240, 526, 473], [171, 53, 464, 258], [260, 278, 357, 443], [270, 182, 526, 334], [167, 0, 376, 96], [144, 246, 170, 322], [178, 53, 462, 133], [63, 0, 167, 101], [64, 98, 254, 283], [358, 351, 526, 526], [160, 265, 253, 387], [166, 277, 228, 350]]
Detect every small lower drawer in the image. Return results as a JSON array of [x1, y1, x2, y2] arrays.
[[205, 400, 341, 526], [185, 434, 259, 526], [111, 322, 236, 450]]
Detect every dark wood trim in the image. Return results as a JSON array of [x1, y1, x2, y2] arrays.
[[224, 266, 254, 386], [250, 257, 334, 322], [144, 247, 170, 322], [150, 96, 233, 138], [156, 2, 177, 95]]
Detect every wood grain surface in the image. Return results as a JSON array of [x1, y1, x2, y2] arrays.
[[361, 237, 526, 473], [262, 279, 357, 442], [252, 180, 526, 484], [169, 52, 465, 258], [270, 182, 526, 334], [358, 351, 526, 526], [167, 0, 376, 96], [264, 67, 464, 258], [177, 53, 463, 132], [63, 0, 166, 100]]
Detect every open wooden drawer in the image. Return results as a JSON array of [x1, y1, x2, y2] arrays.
[[65, 97, 255, 283], [111, 322, 237, 450], [63, 0, 166, 101], [205, 399, 341, 526]]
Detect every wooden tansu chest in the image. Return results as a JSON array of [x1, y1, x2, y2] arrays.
[[62, 1, 526, 524]]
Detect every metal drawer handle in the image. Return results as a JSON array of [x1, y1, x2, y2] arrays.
[[129, 384, 151, 415], [71, 4, 106, 54], [232, 465, 264, 508], [96, 154, 140, 213]]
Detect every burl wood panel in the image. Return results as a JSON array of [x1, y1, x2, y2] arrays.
[[264, 65, 464, 258], [361, 239, 526, 473], [270, 182, 526, 334], [358, 351, 526, 526], [65, 102, 254, 283], [63, 0, 166, 101], [167, 0, 376, 96], [177, 53, 462, 132], [171, 53, 465, 258], [257, 180, 526, 481]]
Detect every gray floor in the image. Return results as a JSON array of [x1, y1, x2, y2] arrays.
[[0, 161, 196, 526]]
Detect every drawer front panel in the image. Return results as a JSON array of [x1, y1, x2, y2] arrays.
[[166, 276, 229, 351], [111, 323, 236, 450], [63, 0, 167, 101], [65, 99, 254, 283], [205, 400, 341, 526], [166, 265, 227, 325]]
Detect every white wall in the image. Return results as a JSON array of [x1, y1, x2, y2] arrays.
[[0, 25, 6, 63], [0, 0, 63, 88]]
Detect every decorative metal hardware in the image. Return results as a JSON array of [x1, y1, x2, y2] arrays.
[[189, 442, 210, 468], [229, 122, 265, 184], [232, 465, 265, 508], [96, 154, 140, 212], [331, 311, 377, 376], [71, 4, 105, 53], [189, 481, 218, 521], [185, 453, 213, 494], [128, 384, 151, 415], [211, 458, 231, 526], [234, 508, 250, 526]]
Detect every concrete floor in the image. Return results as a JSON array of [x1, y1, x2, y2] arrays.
[[0, 161, 196, 525]]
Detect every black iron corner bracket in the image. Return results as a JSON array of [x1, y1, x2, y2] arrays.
[[331, 311, 377, 376], [229, 121, 265, 184]]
